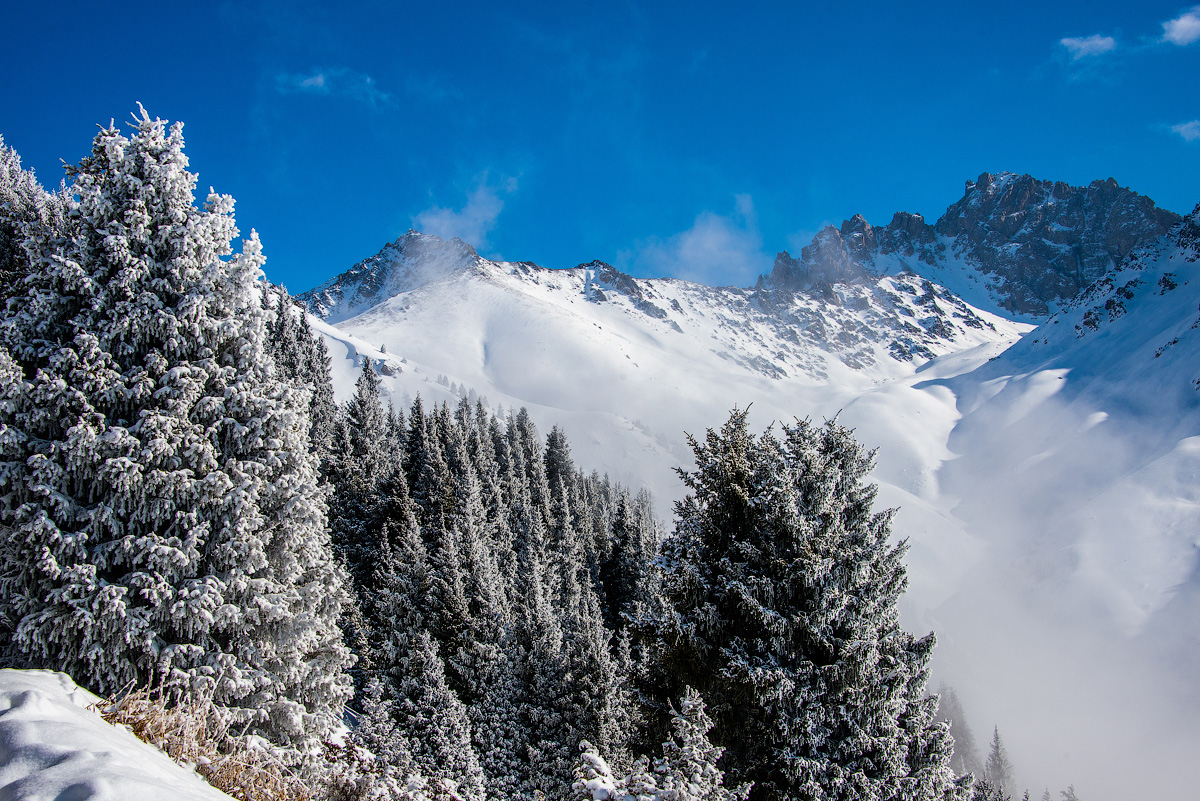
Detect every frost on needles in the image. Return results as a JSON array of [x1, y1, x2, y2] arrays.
[[0, 108, 352, 760], [635, 409, 969, 801], [0, 108, 976, 801]]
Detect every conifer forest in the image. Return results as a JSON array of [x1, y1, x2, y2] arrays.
[[0, 113, 1085, 801]]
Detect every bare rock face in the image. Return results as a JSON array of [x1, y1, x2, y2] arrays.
[[300, 230, 482, 322], [936, 173, 1180, 315], [769, 223, 875, 293], [766, 172, 1181, 318]]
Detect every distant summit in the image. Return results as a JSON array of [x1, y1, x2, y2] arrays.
[[303, 173, 1182, 334], [765, 172, 1181, 318], [300, 230, 483, 322]]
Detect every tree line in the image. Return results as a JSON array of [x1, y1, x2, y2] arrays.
[[0, 111, 1072, 801]]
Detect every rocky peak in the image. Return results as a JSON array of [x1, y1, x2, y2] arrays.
[[937, 172, 1181, 315], [300, 230, 483, 322], [584, 260, 642, 298], [1175, 203, 1200, 256], [763, 172, 1179, 319], [888, 211, 934, 240], [582, 260, 672, 320], [839, 214, 878, 260], [767, 225, 872, 293]]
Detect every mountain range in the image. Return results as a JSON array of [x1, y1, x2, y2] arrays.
[[297, 173, 1199, 801]]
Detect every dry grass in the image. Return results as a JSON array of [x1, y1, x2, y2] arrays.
[[95, 686, 314, 801]]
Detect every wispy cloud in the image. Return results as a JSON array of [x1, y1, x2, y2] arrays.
[[1059, 34, 1117, 59], [1161, 6, 1200, 45], [412, 176, 517, 251], [624, 195, 769, 286], [275, 67, 394, 107], [1171, 120, 1200, 141]]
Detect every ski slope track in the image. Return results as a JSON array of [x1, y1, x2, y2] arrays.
[[299, 196, 1200, 800]]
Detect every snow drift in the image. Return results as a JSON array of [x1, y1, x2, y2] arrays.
[[0, 669, 233, 801]]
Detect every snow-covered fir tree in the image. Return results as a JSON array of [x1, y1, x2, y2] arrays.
[[642, 409, 967, 801], [938, 684, 983, 778], [260, 285, 338, 469], [0, 109, 350, 759], [329, 357, 391, 586], [0, 135, 64, 305], [984, 727, 1015, 800], [574, 686, 750, 801]]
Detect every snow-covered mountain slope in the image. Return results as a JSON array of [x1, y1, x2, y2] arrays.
[[873, 208, 1200, 801], [300, 231, 1026, 511], [870, 205, 1200, 800], [0, 670, 234, 801], [765, 172, 1180, 320], [297, 204, 1200, 801]]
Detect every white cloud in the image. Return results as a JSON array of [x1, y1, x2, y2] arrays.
[[625, 195, 769, 286], [1161, 6, 1200, 45], [275, 67, 393, 107], [1171, 120, 1200, 141], [412, 178, 515, 251], [1059, 34, 1117, 59]]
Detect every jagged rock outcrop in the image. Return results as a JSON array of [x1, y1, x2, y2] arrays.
[[937, 173, 1180, 315], [765, 172, 1180, 318], [583, 260, 671, 320]]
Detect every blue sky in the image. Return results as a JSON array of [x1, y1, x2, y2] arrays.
[[2, 1, 1198, 291]]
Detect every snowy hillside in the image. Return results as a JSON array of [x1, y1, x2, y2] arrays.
[[299, 231, 1026, 514], [296, 203, 1200, 800], [874, 205, 1200, 800], [0, 670, 233, 801]]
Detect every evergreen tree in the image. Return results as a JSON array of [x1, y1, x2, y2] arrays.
[[575, 687, 750, 801], [405, 396, 451, 533], [970, 780, 1007, 801], [0, 109, 350, 757], [344, 357, 389, 486], [306, 330, 338, 468], [358, 516, 485, 800], [329, 357, 391, 584], [601, 491, 656, 630], [515, 523, 574, 798], [0, 136, 64, 306], [470, 646, 528, 799], [938, 684, 983, 777], [984, 727, 1014, 800], [259, 286, 338, 471], [643, 409, 966, 801], [559, 544, 633, 768], [394, 630, 485, 801]]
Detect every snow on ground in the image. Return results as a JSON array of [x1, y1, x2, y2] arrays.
[[306, 221, 1200, 800], [0, 669, 233, 801]]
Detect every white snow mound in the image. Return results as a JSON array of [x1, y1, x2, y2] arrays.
[[0, 669, 234, 801]]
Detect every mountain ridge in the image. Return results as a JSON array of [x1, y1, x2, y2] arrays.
[[302, 171, 1180, 330], [294, 184, 1200, 801], [764, 171, 1181, 318]]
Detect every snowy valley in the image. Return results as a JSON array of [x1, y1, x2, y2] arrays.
[[1, 112, 1197, 801], [299, 177, 1200, 800]]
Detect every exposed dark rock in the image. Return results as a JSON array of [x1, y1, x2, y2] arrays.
[[763, 172, 1180, 318]]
